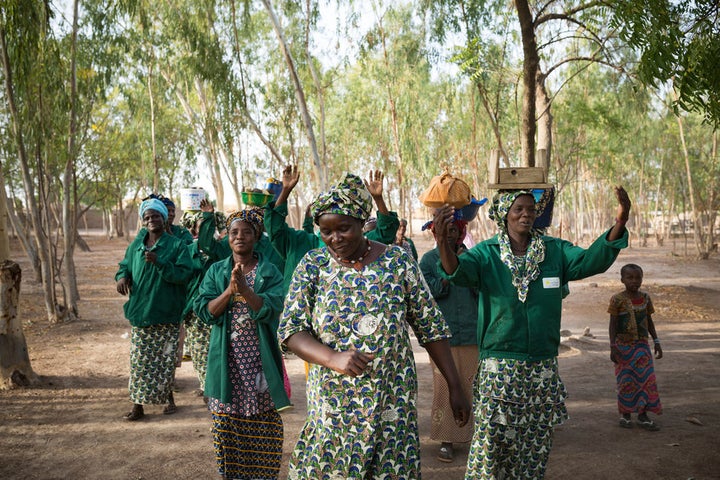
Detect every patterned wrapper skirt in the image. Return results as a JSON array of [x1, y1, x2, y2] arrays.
[[183, 312, 211, 390], [465, 357, 568, 480], [210, 410, 283, 480], [207, 298, 284, 480], [430, 344, 478, 443], [614, 340, 663, 415], [128, 323, 180, 405]]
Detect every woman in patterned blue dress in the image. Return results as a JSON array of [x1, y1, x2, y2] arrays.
[[278, 173, 470, 479], [194, 209, 289, 480]]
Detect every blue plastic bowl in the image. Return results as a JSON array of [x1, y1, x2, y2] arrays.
[[454, 197, 487, 221]]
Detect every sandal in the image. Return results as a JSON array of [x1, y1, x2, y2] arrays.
[[163, 403, 178, 415], [124, 405, 144, 421], [437, 444, 454, 463], [619, 417, 633, 429], [637, 419, 659, 431]]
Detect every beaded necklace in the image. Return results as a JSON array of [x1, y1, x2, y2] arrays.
[[333, 240, 372, 271]]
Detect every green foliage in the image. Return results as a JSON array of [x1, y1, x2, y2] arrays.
[[612, 0, 720, 128]]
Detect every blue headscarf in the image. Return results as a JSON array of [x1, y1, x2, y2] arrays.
[[139, 198, 168, 221]]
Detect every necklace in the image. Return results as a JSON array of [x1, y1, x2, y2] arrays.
[[335, 241, 372, 271], [510, 238, 529, 256]]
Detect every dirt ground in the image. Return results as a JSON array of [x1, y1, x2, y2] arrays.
[[1, 233, 719, 480]]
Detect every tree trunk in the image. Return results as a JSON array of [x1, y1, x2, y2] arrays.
[[0, 26, 60, 323], [262, 0, 326, 189], [515, 0, 538, 167], [536, 71, 552, 168], [62, 0, 80, 312], [675, 108, 708, 258], [0, 172, 10, 263], [0, 260, 38, 389]]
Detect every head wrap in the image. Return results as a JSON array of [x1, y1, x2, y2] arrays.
[[225, 208, 264, 237], [139, 198, 168, 222], [143, 192, 175, 208], [180, 211, 202, 230], [488, 190, 546, 303], [310, 173, 373, 225], [160, 196, 175, 209], [422, 218, 468, 247]]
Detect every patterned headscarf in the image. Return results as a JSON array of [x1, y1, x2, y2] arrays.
[[225, 208, 264, 237], [180, 210, 227, 231], [139, 198, 168, 221], [488, 190, 546, 303], [180, 211, 202, 230], [310, 173, 373, 225]]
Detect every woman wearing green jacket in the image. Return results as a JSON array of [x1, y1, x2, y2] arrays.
[[115, 198, 193, 421], [433, 186, 632, 479], [193, 209, 289, 480]]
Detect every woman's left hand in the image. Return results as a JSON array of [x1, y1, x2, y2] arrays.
[[449, 385, 471, 427], [615, 186, 631, 221], [364, 170, 384, 198], [144, 250, 158, 264]]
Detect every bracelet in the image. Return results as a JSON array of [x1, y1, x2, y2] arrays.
[[653, 338, 660, 344], [615, 217, 628, 226]]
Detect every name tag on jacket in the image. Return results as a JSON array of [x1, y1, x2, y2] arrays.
[[543, 277, 560, 289]]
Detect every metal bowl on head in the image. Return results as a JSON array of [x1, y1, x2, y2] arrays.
[[241, 191, 274, 207]]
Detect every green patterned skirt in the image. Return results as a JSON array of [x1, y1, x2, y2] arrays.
[[184, 312, 211, 390], [465, 357, 568, 479], [129, 324, 180, 405]]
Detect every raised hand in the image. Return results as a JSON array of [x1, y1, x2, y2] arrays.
[[282, 164, 300, 192], [199, 198, 214, 213], [615, 186, 631, 222], [364, 170, 384, 198]]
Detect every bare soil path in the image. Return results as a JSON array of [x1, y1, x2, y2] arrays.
[[1, 236, 718, 479]]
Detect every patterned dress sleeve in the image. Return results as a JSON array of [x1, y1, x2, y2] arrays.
[[400, 249, 451, 345], [278, 252, 319, 345], [607, 292, 623, 316]]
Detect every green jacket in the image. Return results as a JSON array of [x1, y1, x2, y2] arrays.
[[196, 211, 285, 274], [193, 252, 290, 409], [181, 241, 215, 318], [170, 224, 194, 245], [420, 247, 478, 346], [442, 228, 628, 361], [264, 201, 400, 294], [115, 230, 193, 327]]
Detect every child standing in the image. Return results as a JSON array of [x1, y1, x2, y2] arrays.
[[608, 263, 663, 430]]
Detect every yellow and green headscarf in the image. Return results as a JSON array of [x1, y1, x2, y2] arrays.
[[225, 208, 264, 237], [488, 190, 546, 303], [310, 173, 373, 225]]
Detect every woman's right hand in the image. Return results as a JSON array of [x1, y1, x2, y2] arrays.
[[328, 349, 375, 377], [116, 277, 131, 295], [610, 345, 620, 363]]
